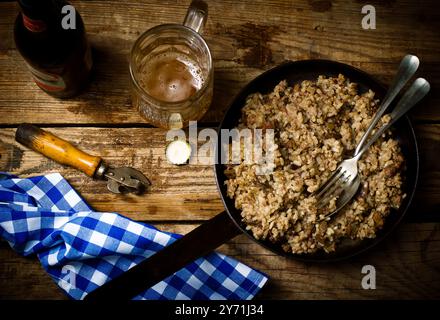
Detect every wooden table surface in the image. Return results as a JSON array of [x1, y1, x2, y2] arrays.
[[0, 0, 439, 299]]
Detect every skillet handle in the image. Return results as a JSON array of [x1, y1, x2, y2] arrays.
[[84, 211, 241, 300]]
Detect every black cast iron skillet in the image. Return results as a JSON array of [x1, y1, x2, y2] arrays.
[[85, 60, 419, 300]]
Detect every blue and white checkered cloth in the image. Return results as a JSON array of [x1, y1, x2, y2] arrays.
[[0, 172, 268, 300]]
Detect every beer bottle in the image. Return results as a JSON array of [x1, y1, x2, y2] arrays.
[[14, 0, 92, 98]]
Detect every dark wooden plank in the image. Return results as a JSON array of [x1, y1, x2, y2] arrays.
[[0, 245, 64, 300], [0, 0, 439, 125], [0, 222, 439, 300], [413, 124, 440, 221], [1, 125, 439, 221]]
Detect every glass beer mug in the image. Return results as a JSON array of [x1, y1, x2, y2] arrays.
[[129, 1, 213, 129]]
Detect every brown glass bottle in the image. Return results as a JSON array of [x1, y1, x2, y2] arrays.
[[14, 0, 92, 98]]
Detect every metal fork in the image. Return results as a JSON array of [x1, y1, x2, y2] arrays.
[[314, 77, 430, 217], [313, 55, 420, 211]]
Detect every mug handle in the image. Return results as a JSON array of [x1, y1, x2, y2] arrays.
[[183, 0, 208, 34]]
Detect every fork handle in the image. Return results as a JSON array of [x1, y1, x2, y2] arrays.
[[354, 55, 419, 156], [15, 124, 102, 177], [354, 78, 430, 160]]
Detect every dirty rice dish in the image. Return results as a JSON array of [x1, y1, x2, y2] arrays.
[[224, 74, 405, 254]]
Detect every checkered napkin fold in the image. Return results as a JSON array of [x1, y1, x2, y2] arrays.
[[0, 172, 268, 300]]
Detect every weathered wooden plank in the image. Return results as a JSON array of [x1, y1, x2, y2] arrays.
[[1, 125, 439, 221], [0, 222, 438, 300], [0, 0, 439, 125], [0, 127, 222, 220]]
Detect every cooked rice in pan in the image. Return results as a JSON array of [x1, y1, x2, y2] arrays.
[[224, 74, 405, 254]]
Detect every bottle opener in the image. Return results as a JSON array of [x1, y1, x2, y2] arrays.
[[15, 124, 151, 194]]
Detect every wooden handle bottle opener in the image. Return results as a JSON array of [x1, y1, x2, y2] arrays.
[[15, 124, 151, 194]]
